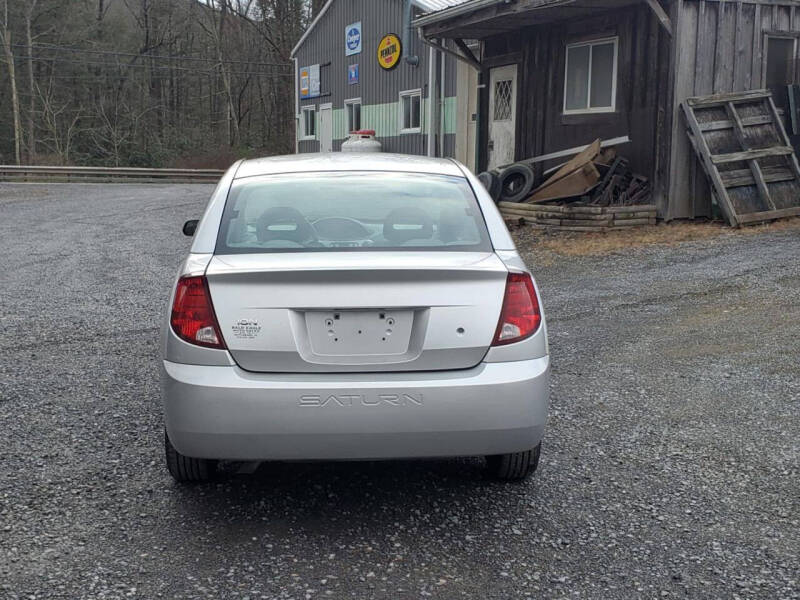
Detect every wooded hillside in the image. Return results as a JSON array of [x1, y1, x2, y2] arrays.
[[0, 0, 318, 168]]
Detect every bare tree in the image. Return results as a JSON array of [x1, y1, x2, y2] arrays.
[[195, 0, 259, 148], [23, 0, 39, 162], [0, 0, 312, 166], [36, 79, 82, 164], [0, 0, 22, 164]]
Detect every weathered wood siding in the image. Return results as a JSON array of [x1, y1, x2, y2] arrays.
[[480, 5, 672, 210], [669, 0, 800, 219]]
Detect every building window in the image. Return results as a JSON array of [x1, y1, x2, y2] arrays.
[[765, 35, 796, 88], [400, 89, 422, 133], [493, 79, 513, 121], [563, 37, 618, 114], [345, 98, 362, 133], [301, 106, 316, 140]]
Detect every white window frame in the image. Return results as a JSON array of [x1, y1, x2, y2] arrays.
[[300, 105, 316, 140], [563, 36, 619, 115], [344, 97, 362, 134], [399, 89, 423, 134]]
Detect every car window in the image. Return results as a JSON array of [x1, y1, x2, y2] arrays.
[[215, 171, 492, 253]]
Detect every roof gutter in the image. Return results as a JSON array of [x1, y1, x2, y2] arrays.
[[413, 0, 511, 30]]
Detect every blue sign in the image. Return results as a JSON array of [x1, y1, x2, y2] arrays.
[[345, 21, 362, 56], [348, 63, 359, 85]]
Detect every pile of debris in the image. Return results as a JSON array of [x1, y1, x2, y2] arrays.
[[480, 138, 658, 231], [525, 139, 652, 206]]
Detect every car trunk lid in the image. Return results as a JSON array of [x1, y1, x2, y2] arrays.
[[205, 251, 508, 373]]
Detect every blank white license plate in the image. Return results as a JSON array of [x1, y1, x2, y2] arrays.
[[305, 310, 414, 356]]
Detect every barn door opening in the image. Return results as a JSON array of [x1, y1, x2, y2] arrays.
[[765, 35, 800, 154], [319, 103, 333, 152], [765, 36, 796, 111], [488, 64, 518, 170]]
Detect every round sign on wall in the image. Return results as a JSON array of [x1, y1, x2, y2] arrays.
[[347, 27, 361, 51], [377, 34, 402, 70]]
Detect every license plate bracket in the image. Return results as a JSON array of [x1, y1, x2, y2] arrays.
[[305, 310, 414, 356]]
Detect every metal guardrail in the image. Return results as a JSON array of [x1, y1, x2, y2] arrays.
[[0, 165, 224, 183]]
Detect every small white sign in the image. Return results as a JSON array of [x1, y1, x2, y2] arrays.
[[300, 64, 321, 99]]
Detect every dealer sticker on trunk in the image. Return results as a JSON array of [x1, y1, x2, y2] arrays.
[[231, 319, 262, 340]]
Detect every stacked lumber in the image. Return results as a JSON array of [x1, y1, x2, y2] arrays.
[[527, 139, 652, 207], [499, 202, 657, 232]]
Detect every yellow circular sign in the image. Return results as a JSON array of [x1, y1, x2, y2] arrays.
[[377, 34, 402, 70]]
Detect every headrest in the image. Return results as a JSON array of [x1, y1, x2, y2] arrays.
[[256, 207, 315, 244], [383, 207, 434, 243]]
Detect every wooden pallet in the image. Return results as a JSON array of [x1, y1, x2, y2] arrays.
[[682, 89, 800, 227]]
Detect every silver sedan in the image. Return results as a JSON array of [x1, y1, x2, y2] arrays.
[[161, 153, 550, 482]]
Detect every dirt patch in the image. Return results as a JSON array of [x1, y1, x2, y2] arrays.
[[510, 217, 800, 257]]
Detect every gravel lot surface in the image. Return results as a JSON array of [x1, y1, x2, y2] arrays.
[[1, 183, 798, 600]]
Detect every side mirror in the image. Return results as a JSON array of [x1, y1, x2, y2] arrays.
[[183, 219, 199, 237]]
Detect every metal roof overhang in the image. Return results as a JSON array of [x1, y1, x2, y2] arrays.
[[415, 0, 645, 40]]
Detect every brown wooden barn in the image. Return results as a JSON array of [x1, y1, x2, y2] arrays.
[[414, 0, 800, 225]]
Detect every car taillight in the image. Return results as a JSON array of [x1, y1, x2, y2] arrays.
[[492, 272, 542, 346], [170, 276, 226, 349]]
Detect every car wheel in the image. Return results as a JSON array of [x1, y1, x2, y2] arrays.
[[164, 430, 216, 483], [486, 442, 541, 481]]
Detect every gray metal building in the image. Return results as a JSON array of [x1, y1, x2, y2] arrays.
[[291, 0, 474, 167]]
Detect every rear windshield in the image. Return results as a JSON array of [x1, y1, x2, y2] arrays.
[[215, 171, 492, 254]]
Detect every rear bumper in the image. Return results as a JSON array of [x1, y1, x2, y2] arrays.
[[161, 357, 550, 460]]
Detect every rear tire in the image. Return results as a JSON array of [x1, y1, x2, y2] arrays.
[[486, 442, 541, 481], [164, 430, 216, 483]]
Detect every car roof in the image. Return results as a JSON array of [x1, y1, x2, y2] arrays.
[[234, 153, 465, 179]]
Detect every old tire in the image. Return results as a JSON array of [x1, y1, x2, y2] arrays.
[[499, 163, 536, 203], [478, 170, 502, 202], [486, 442, 541, 481], [164, 430, 216, 483]]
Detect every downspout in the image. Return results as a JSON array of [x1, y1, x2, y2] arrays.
[[427, 44, 436, 157], [474, 42, 485, 171], [403, 0, 419, 66], [294, 57, 299, 154], [440, 42, 446, 157], [476, 69, 485, 171]]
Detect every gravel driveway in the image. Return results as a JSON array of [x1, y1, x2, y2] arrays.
[[1, 183, 798, 599]]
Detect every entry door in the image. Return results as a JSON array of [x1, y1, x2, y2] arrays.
[[488, 65, 518, 170], [319, 103, 333, 152]]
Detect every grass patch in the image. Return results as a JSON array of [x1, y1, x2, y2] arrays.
[[511, 218, 800, 257]]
